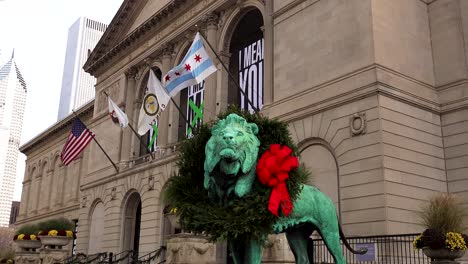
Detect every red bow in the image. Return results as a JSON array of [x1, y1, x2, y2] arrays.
[[256, 144, 298, 216]]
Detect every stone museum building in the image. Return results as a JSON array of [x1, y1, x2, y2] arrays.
[[17, 0, 468, 262]]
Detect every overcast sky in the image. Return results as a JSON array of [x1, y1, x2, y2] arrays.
[[0, 0, 123, 200]]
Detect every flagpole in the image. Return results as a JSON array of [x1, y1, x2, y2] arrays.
[[128, 122, 155, 160], [169, 97, 196, 134], [196, 29, 259, 113], [71, 111, 119, 173], [104, 91, 155, 159]]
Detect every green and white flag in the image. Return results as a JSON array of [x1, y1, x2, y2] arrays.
[[137, 69, 170, 136]]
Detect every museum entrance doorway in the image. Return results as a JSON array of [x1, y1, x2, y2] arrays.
[[122, 192, 142, 255]]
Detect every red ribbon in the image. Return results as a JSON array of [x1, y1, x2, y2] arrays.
[[256, 144, 298, 217]]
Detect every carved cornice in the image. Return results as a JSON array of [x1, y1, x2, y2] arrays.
[[124, 66, 139, 80], [85, 0, 188, 75], [162, 44, 174, 58], [14, 203, 80, 225], [203, 12, 220, 29]]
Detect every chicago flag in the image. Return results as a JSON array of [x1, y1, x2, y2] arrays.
[[163, 32, 217, 97]]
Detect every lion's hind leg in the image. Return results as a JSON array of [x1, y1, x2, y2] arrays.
[[285, 223, 314, 264], [317, 226, 346, 264]]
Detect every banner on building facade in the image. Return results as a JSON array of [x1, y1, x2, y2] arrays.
[[238, 38, 264, 112]]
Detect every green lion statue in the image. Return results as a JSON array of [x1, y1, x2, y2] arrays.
[[204, 114, 366, 264]]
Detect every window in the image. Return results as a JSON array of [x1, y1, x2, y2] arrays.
[[139, 67, 162, 156], [178, 81, 205, 140], [228, 9, 264, 112]]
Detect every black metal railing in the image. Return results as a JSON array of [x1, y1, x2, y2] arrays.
[[106, 250, 137, 264], [135, 247, 166, 264], [63, 247, 165, 264], [64, 252, 108, 264], [312, 233, 430, 264]]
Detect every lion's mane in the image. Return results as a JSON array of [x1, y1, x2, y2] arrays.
[[204, 114, 260, 202]]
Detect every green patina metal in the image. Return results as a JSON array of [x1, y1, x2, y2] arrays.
[[204, 114, 260, 203], [203, 114, 357, 264], [164, 109, 367, 264]]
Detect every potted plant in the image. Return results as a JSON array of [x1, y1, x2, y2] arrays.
[[37, 218, 75, 249], [163, 206, 181, 230], [413, 193, 468, 263], [13, 224, 41, 251]]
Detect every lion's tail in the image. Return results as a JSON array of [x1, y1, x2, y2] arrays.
[[339, 224, 368, 255]]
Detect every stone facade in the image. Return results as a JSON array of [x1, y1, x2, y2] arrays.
[[17, 0, 468, 262]]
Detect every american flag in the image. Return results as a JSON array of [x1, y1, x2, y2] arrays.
[[60, 119, 95, 166]]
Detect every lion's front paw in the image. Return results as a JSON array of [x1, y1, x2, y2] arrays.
[[235, 184, 248, 197]]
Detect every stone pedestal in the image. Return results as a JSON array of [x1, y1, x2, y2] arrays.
[[422, 248, 465, 264], [15, 252, 40, 264], [261, 234, 295, 263], [166, 234, 226, 264], [39, 248, 69, 264]]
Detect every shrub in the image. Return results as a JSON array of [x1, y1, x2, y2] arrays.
[[417, 193, 466, 234], [413, 193, 468, 251], [15, 224, 38, 235], [37, 217, 73, 232]]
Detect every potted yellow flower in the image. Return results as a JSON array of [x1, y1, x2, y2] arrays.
[[13, 224, 41, 251], [164, 206, 181, 230], [413, 193, 467, 263], [37, 218, 75, 249]]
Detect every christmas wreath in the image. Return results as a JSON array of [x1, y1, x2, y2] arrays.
[[164, 106, 309, 243]]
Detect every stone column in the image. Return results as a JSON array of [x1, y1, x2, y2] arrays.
[[121, 67, 138, 161], [216, 51, 230, 113], [132, 101, 142, 157], [76, 196, 90, 254], [159, 46, 172, 146], [203, 13, 219, 122], [263, 0, 274, 107], [130, 68, 143, 158], [43, 169, 53, 210], [32, 175, 41, 214], [54, 165, 64, 207], [18, 180, 31, 217]]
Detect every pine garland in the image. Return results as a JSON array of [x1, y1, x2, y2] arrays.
[[164, 106, 308, 243]]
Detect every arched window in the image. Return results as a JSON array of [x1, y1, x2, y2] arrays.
[[88, 202, 104, 254], [138, 67, 162, 156], [301, 142, 341, 215], [176, 45, 205, 141], [122, 192, 142, 255], [228, 9, 264, 112]]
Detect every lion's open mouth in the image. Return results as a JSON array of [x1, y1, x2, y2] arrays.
[[219, 148, 241, 175], [220, 148, 237, 159]]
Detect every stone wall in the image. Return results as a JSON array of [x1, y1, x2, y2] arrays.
[[16, 0, 468, 262]]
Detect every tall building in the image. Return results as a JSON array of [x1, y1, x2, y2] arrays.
[[57, 17, 107, 120], [0, 51, 27, 227], [17, 0, 468, 262]]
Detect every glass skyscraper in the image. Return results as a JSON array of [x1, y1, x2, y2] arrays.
[[57, 17, 107, 120], [0, 51, 27, 227]]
